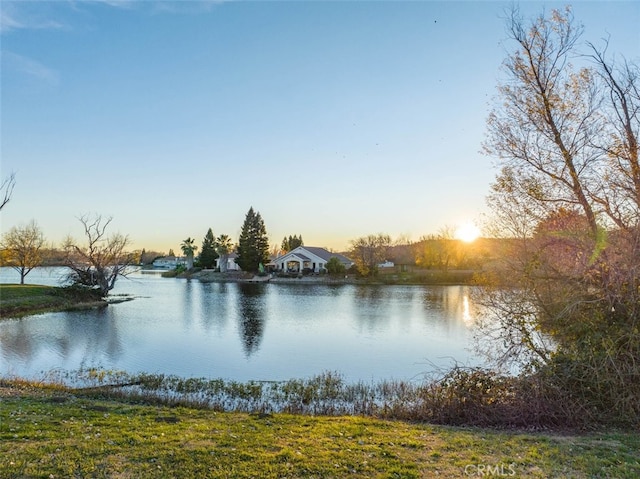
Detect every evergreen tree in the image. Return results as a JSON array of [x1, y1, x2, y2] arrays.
[[281, 234, 304, 252], [198, 228, 218, 268], [236, 207, 269, 273]]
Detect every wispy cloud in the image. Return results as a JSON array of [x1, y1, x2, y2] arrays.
[[0, 2, 66, 34], [149, 0, 230, 15], [3, 51, 60, 86], [0, 8, 23, 33], [89, 0, 137, 9], [1, 0, 229, 35]]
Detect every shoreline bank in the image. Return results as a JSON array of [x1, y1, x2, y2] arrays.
[[191, 269, 477, 286], [0, 284, 108, 319]]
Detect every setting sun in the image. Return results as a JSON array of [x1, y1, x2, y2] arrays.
[[455, 222, 481, 243]]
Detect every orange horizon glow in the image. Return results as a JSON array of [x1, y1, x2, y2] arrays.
[[455, 222, 481, 243]]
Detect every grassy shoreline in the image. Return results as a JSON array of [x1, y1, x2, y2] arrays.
[[1, 379, 639, 478], [0, 284, 107, 319]]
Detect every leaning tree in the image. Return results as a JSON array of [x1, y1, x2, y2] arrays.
[[63, 214, 135, 297], [479, 5, 640, 424]]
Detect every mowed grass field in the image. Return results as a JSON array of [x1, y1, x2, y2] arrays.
[[1, 383, 639, 478]]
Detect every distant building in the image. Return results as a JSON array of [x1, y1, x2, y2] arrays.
[[378, 260, 395, 269], [216, 252, 242, 272], [386, 244, 417, 273], [152, 256, 185, 269], [273, 246, 353, 273]]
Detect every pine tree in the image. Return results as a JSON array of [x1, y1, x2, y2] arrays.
[[198, 228, 218, 269], [281, 234, 304, 253], [236, 207, 269, 273]]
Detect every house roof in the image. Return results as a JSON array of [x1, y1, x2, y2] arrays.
[[290, 253, 312, 261], [277, 246, 353, 265], [302, 246, 352, 264], [154, 256, 178, 262]]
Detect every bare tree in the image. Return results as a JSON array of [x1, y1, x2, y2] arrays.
[[481, 5, 640, 358], [0, 173, 16, 211], [484, 6, 601, 236], [479, 6, 640, 422], [349, 233, 392, 277], [1, 220, 45, 284], [63, 214, 135, 297], [586, 40, 640, 231]]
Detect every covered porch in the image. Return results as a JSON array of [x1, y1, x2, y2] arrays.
[[276, 253, 322, 273]]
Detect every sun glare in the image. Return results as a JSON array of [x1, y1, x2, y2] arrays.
[[455, 222, 481, 243]]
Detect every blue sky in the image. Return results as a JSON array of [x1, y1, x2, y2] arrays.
[[2, 1, 638, 253]]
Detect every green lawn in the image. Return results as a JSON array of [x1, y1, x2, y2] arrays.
[[1, 385, 639, 478], [0, 284, 104, 318]]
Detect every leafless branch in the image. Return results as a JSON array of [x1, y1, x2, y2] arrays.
[[0, 173, 16, 211]]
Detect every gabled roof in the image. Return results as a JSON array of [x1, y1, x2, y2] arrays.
[[302, 246, 352, 264], [289, 253, 312, 261], [277, 246, 353, 265]]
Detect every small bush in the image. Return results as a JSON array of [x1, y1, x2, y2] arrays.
[[161, 264, 187, 277], [57, 284, 104, 301]]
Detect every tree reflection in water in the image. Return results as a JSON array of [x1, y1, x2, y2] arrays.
[[236, 283, 266, 356]]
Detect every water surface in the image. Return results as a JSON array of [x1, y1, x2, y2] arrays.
[[0, 268, 482, 383]]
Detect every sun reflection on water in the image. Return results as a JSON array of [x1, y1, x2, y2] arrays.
[[462, 294, 472, 323]]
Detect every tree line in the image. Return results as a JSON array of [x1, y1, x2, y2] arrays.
[[0, 206, 279, 293], [177, 207, 272, 273]]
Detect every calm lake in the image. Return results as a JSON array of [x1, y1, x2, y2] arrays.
[[0, 268, 485, 384]]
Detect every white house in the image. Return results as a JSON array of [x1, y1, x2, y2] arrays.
[[273, 246, 353, 273], [216, 252, 242, 272], [152, 256, 186, 269]]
